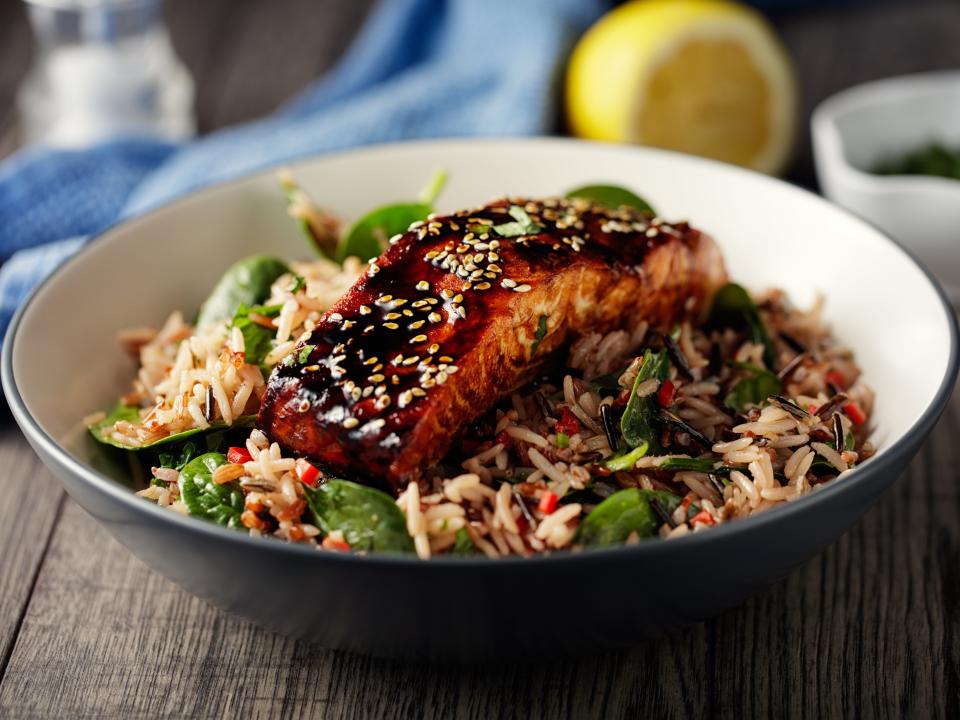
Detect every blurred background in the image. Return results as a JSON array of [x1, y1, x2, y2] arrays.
[[0, 0, 956, 185], [0, 0, 958, 309]]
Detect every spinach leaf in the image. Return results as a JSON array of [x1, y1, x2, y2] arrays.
[[197, 255, 290, 327], [530, 315, 549, 356], [230, 303, 282, 365], [452, 527, 476, 555], [158, 441, 198, 471], [603, 442, 649, 472], [492, 205, 542, 238], [338, 169, 448, 263], [565, 184, 655, 214], [707, 283, 776, 368], [621, 348, 669, 450], [658, 457, 732, 475], [339, 202, 431, 263], [89, 402, 256, 450], [577, 488, 681, 547], [723, 363, 782, 413], [303, 479, 414, 553], [178, 452, 245, 530]]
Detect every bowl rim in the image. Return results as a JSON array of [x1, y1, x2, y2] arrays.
[[4, 136, 958, 568], [811, 69, 960, 195]]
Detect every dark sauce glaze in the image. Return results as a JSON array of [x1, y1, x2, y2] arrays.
[[259, 197, 699, 486]]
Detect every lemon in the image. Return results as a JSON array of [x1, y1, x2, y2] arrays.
[[566, 0, 797, 175]]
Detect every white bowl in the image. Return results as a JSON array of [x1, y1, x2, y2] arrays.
[[3, 139, 957, 658], [812, 71, 960, 300]]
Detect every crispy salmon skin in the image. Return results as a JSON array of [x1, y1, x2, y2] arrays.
[[259, 197, 727, 488]]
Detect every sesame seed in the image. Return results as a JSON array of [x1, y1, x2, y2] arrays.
[[412, 300, 428, 308], [453, 294, 463, 304], [439, 355, 454, 363], [402, 309, 413, 317], [369, 374, 385, 383], [410, 334, 427, 344], [513, 284, 532, 293], [369, 264, 381, 275], [426, 298, 439, 305], [456, 306, 466, 319], [403, 355, 420, 366], [344, 418, 359, 429], [393, 354, 404, 365], [363, 357, 378, 365], [375, 294, 393, 305], [487, 264, 501, 273], [394, 299, 407, 307], [488, 252, 499, 262], [428, 312, 442, 323], [359, 305, 372, 315], [350, 387, 362, 401], [373, 363, 383, 372], [436, 372, 449, 385], [362, 386, 374, 397], [446, 364, 459, 374], [389, 233, 402, 245], [297, 399, 311, 412], [440, 289, 453, 299], [304, 364, 320, 372], [398, 390, 413, 408], [391, 375, 400, 385], [475, 282, 491, 290], [409, 320, 425, 330], [365, 418, 386, 431], [375, 395, 391, 410], [411, 388, 427, 397], [424, 250, 439, 260], [329, 313, 343, 322], [428, 343, 440, 354], [501, 278, 517, 288], [385, 312, 401, 320], [384, 322, 399, 330], [342, 319, 356, 329], [363, 325, 375, 334], [416, 280, 430, 291]]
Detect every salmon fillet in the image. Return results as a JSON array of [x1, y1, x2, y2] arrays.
[[259, 197, 727, 489]]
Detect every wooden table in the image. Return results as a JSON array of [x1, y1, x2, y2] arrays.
[[1, 0, 959, 716]]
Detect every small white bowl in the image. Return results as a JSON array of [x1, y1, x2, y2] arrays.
[[812, 71, 960, 301]]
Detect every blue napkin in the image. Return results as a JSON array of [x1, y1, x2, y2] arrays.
[[0, 0, 606, 337]]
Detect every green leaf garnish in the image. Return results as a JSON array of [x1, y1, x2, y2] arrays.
[[874, 144, 960, 181], [603, 442, 649, 472], [565, 184, 655, 214], [196, 255, 290, 328], [577, 488, 680, 547], [289, 275, 306, 294], [158, 441, 198, 472], [723, 362, 782, 413], [707, 283, 776, 368], [621, 348, 669, 450], [178, 453, 245, 530], [230, 303, 282, 366], [452, 527, 476, 555], [296, 344, 316, 365], [303, 479, 414, 553], [530, 314, 549, 356], [556, 432, 570, 449], [492, 205, 542, 238]]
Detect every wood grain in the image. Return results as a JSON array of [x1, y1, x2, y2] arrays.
[[0, 390, 956, 719]]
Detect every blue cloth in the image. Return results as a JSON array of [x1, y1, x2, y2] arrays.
[[0, 0, 606, 336]]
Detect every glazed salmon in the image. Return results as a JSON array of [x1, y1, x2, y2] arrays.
[[258, 197, 727, 489]]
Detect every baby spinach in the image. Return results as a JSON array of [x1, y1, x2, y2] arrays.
[[530, 315, 549, 356], [89, 402, 256, 451], [492, 205, 542, 238], [723, 362, 782, 413], [603, 442, 649, 472], [707, 283, 776, 368], [231, 303, 282, 366], [178, 452, 245, 530], [577, 488, 681, 547], [158, 441, 198, 471], [565, 184, 655, 214], [452, 527, 476, 555], [196, 254, 290, 328], [303, 479, 414, 553], [338, 169, 448, 263], [621, 348, 669, 450]]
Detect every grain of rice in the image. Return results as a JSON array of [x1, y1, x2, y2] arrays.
[[811, 442, 848, 472], [504, 425, 548, 447]]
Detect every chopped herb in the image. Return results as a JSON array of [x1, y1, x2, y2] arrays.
[[530, 315, 548, 356], [418, 168, 448, 205], [604, 442, 649, 472], [296, 344, 316, 365], [452, 527, 476, 555], [492, 205, 542, 237], [556, 432, 570, 449], [874, 143, 960, 181], [289, 275, 306, 294], [564, 184, 655, 214]]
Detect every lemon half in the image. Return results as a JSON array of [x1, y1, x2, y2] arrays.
[[566, 0, 798, 175]]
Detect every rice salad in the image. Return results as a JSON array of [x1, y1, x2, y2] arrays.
[[86, 173, 874, 559]]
